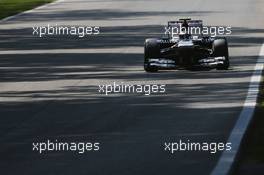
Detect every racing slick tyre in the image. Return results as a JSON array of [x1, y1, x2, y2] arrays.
[[212, 38, 230, 70], [144, 38, 160, 72]]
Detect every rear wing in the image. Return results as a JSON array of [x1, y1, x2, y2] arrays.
[[168, 19, 203, 28], [165, 19, 203, 38]]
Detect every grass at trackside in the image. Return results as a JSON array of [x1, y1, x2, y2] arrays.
[[235, 78, 264, 174], [0, 0, 54, 19]]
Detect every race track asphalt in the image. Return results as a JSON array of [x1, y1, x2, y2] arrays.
[[0, 0, 264, 174]]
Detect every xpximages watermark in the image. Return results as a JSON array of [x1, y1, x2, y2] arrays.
[[98, 82, 166, 95], [32, 24, 100, 37], [32, 140, 100, 154], [164, 140, 232, 154], [164, 25, 232, 37]]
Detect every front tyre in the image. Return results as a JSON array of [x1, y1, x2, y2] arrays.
[[144, 38, 160, 72], [212, 38, 230, 70]]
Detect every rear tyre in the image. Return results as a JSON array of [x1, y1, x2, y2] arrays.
[[144, 39, 160, 72], [212, 38, 230, 70]]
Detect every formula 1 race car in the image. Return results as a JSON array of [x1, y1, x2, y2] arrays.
[[144, 18, 229, 72]]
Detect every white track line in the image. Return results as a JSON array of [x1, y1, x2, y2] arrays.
[[0, 47, 143, 54], [211, 43, 264, 175], [0, 0, 64, 22]]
